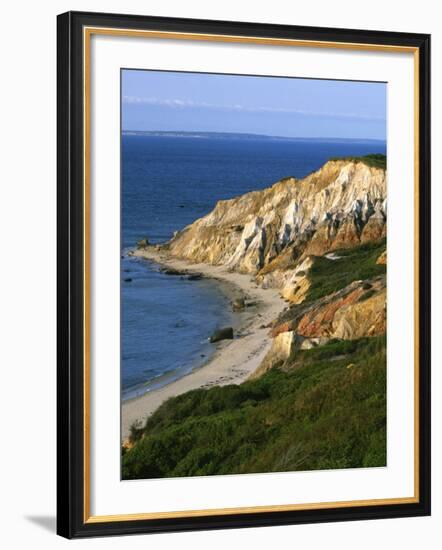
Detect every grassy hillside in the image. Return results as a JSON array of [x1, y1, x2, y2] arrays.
[[122, 336, 386, 479], [306, 239, 386, 302]]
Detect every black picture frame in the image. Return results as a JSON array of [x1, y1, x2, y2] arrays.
[[57, 10, 431, 539]]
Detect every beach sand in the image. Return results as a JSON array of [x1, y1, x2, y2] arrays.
[[121, 247, 287, 441]]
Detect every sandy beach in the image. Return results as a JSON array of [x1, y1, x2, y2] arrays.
[[121, 247, 286, 441]]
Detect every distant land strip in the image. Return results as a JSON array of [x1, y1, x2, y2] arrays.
[[122, 130, 386, 143]]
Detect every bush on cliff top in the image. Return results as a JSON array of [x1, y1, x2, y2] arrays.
[[122, 336, 386, 479], [329, 153, 386, 170]]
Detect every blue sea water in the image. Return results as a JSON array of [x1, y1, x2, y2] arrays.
[[121, 135, 386, 399]]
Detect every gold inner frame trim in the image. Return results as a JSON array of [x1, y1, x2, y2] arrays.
[[83, 26, 420, 524]]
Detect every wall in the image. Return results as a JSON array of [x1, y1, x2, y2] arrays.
[[0, 0, 439, 548]]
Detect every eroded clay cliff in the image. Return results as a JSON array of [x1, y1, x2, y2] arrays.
[[142, 157, 387, 375], [165, 160, 386, 285]]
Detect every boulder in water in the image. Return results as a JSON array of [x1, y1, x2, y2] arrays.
[[161, 267, 186, 276], [209, 327, 234, 343], [137, 238, 149, 249], [187, 273, 203, 281], [232, 298, 246, 311]]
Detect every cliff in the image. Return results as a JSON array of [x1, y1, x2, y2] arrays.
[[165, 158, 386, 279], [140, 155, 387, 375]]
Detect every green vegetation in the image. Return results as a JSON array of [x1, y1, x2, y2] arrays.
[[306, 239, 386, 302], [122, 336, 386, 479], [128, 420, 144, 445], [329, 153, 386, 170]]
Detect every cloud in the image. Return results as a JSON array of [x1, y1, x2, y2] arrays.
[[123, 96, 201, 108], [122, 95, 385, 121]]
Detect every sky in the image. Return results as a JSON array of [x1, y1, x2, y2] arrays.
[[122, 69, 386, 140]]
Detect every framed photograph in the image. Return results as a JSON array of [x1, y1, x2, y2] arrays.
[[57, 11, 431, 538]]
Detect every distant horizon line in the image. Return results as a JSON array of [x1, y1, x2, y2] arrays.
[[122, 130, 386, 143]]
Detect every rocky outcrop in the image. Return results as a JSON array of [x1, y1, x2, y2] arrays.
[[332, 289, 386, 339], [272, 276, 386, 339], [250, 331, 329, 379], [259, 256, 313, 304], [255, 275, 387, 374], [164, 160, 386, 278]]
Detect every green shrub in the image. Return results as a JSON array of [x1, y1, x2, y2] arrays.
[[128, 419, 144, 444], [122, 336, 386, 479], [306, 239, 386, 302]]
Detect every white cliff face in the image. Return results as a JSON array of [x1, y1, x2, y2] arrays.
[[167, 160, 386, 277], [225, 217, 265, 271]]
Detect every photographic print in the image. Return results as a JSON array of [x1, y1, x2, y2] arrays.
[[120, 69, 388, 480], [57, 13, 430, 537]]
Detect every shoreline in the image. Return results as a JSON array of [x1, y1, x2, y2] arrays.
[[121, 247, 287, 441]]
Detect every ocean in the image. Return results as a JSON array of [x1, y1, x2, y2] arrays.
[[121, 134, 386, 399]]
